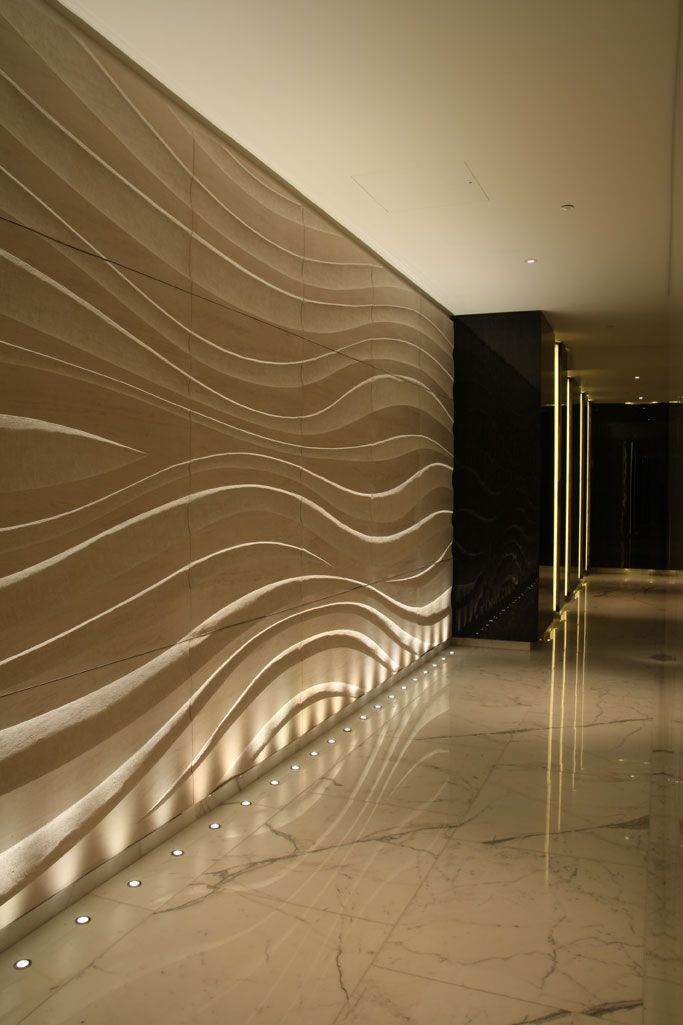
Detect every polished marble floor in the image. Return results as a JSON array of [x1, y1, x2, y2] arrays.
[[2, 572, 681, 1025]]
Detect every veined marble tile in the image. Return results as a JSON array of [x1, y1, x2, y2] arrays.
[[335, 966, 567, 1025], [0, 894, 149, 1025], [14, 888, 390, 1025], [499, 719, 655, 778], [307, 733, 508, 815], [168, 822, 440, 925], [450, 764, 651, 867], [377, 841, 647, 1016], [248, 789, 453, 855]]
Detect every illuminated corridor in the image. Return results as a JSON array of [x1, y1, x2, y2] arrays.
[[4, 572, 681, 1024]]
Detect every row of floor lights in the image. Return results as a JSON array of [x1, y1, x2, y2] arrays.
[[13, 649, 457, 970]]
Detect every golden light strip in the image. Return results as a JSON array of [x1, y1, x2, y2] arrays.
[[557, 612, 568, 832], [584, 399, 592, 573], [552, 344, 561, 611], [577, 392, 585, 578], [564, 377, 572, 598], [544, 626, 557, 882], [572, 588, 581, 791]]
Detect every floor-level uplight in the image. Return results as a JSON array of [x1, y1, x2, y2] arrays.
[[127, 879, 142, 888], [171, 849, 184, 857], [75, 915, 91, 925], [209, 822, 221, 830], [240, 799, 252, 807], [13, 959, 31, 970]]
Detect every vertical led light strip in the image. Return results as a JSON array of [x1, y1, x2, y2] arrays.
[[584, 399, 592, 573], [564, 377, 572, 598], [552, 344, 561, 612], [577, 392, 585, 578]]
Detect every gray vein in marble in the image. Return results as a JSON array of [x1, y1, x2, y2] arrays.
[[481, 816, 650, 846]]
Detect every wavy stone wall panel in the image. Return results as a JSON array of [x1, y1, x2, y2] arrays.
[[0, 1, 193, 287], [0, 0, 453, 934]]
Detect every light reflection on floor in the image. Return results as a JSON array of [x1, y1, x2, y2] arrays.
[[2, 571, 681, 1025]]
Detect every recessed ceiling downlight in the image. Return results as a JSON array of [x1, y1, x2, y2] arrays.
[[291, 763, 300, 771], [560, 203, 575, 212], [343, 726, 352, 732], [525, 258, 537, 264], [209, 822, 221, 830], [359, 714, 368, 720], [269, 779, 280, 786], [171, 849, 184, 857], [13, 959, 31, 970], [75, 915, 91, 925], [127, 879, 142, 888], [240, 799, 252, 807]]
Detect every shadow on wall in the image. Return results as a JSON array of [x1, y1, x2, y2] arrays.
[[0, 0, 453, 931]]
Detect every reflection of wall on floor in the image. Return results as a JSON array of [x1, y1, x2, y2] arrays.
[[0, 0, 453, 931]]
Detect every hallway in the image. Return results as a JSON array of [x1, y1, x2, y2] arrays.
[[3, 573, 681, 1025]]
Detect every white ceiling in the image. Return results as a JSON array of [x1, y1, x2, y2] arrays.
[[60, 0, 682, 402]]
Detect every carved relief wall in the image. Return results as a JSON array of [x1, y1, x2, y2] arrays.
[[0, 0, 453, 931]]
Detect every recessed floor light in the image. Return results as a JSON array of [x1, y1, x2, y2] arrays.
[[240, 799, 252, 807], [209, 822, 221, 830], [13, 959, 31, 970], [343, 727, 352, 732], [171, 849, 184, 857], [75, 915, 91, 925], [269, 779, 280, 786]]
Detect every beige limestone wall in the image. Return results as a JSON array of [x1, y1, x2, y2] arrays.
[[0, 0, 454, 932]]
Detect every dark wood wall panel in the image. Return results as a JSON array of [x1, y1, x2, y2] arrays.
[[0, 0, 453, 931]]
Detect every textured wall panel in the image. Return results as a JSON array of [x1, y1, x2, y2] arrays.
[[0, 0, 453, 931]]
